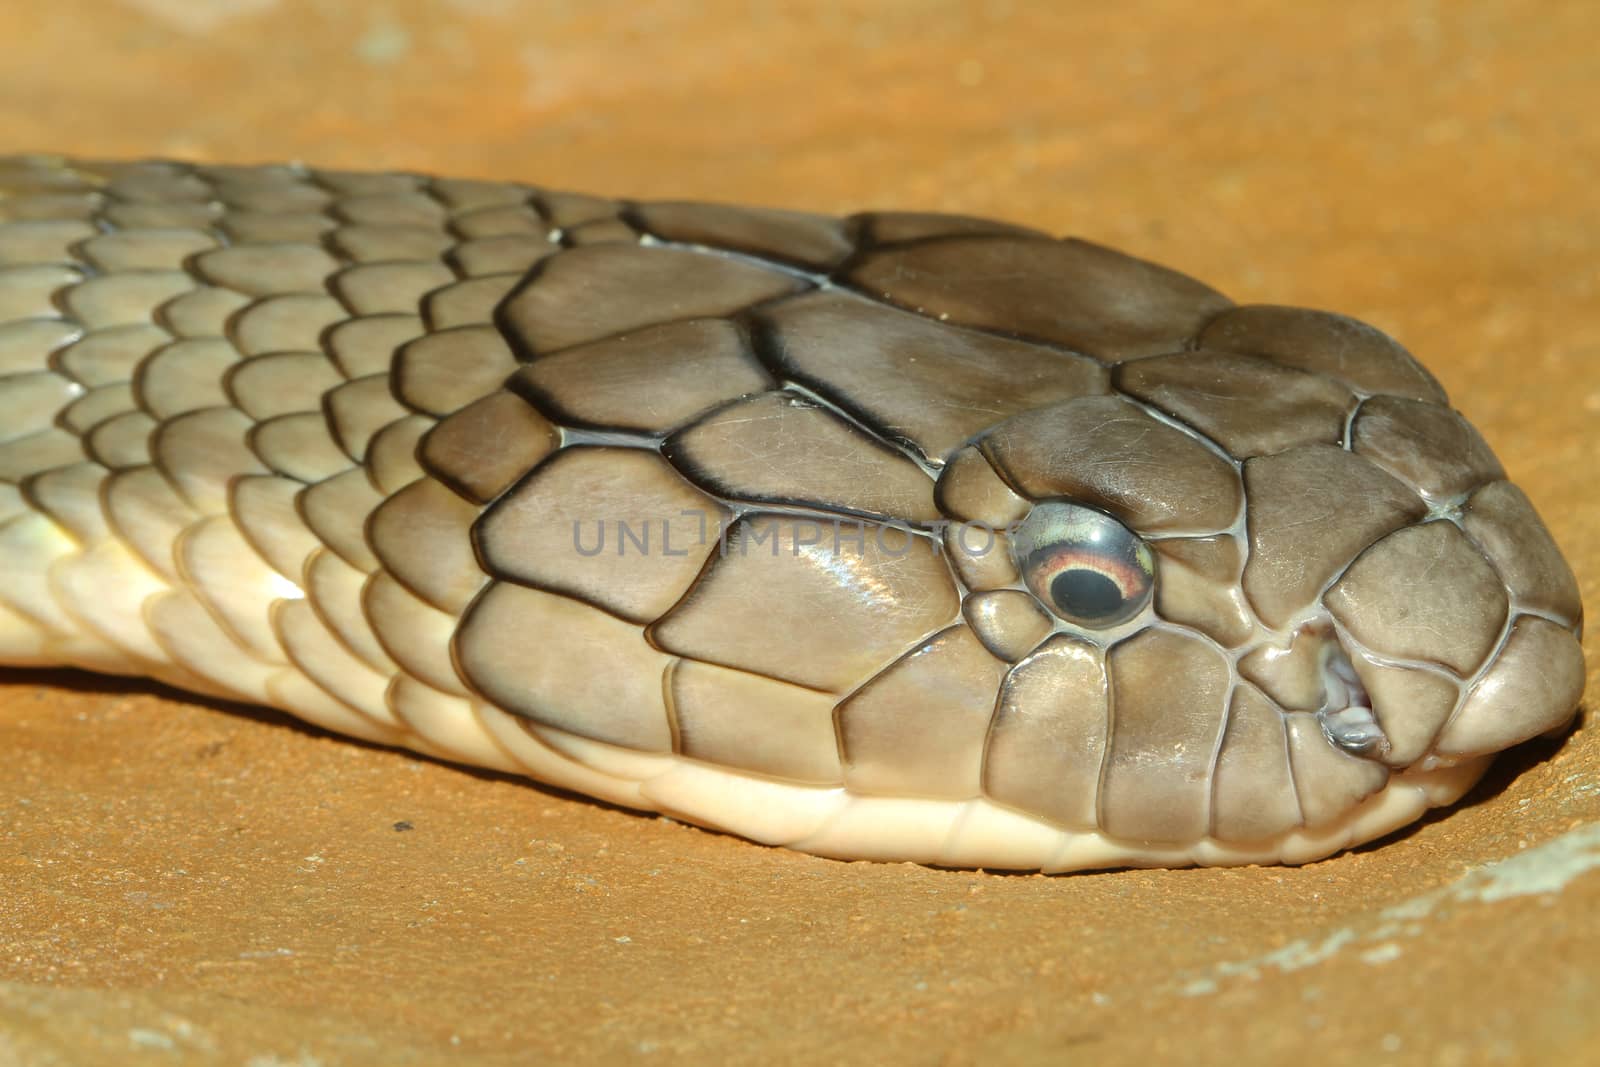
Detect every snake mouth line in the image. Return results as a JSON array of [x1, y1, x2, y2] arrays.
[[1317, 636, 1387, 758]]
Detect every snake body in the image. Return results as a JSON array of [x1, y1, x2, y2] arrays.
[[0, 155, 1584, 871]]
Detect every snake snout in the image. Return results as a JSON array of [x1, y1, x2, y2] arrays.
[[1313, 509, 1586, 770]]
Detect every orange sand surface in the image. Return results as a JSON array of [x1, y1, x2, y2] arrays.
[[2, 2, 1598, 1063]]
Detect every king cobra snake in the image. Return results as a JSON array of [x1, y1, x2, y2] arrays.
[[0, 155, 1584, 872]]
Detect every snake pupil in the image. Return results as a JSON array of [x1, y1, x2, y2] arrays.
[[1049, 569, 1124, 623]]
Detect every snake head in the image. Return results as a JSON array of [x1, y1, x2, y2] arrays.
[[445, 221, 1582, 867], [935, 306, 1585, 850]]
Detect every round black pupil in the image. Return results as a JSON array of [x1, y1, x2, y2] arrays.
[[1050, 569, 1125, 622]]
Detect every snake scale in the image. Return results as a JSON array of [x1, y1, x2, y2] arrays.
[[0, 155, 1584, 871]]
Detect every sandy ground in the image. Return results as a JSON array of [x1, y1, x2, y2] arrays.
[[1, 2, 1598, 1063]]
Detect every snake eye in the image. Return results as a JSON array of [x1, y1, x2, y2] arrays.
[[1011, 501, 1156, 628]]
